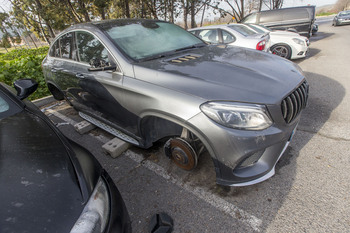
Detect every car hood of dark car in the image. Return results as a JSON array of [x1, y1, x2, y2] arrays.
[[0, 111, 84, 232], [133, 45, 305, 105]]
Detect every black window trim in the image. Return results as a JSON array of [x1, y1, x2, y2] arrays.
[[48, 29, 123, 74]]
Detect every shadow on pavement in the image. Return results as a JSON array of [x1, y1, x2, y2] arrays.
[[309, 32, 335, 42]]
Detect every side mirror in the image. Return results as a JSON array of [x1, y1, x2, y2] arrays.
[[88, 58, 116, 72], [14, 79, 38, 100]]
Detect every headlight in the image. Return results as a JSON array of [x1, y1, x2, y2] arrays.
[[200, 102, 273, 130], [70, 178, 110, 233], [292, 38, 304, 45]]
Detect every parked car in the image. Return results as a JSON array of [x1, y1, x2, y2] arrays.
[[42, 19, 309, 187], [246, 24, 309, 60], [188, 24, 270, 52], [332, 10, 350, 26], [312, 23, 318, 35], [240, 6, 316, 38], [0, 79, 131, 232]]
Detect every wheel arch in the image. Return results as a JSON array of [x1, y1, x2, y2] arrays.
[[139, 113, 221, 174]]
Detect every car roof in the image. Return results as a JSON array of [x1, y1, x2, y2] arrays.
[[65, 18, 165, 31]]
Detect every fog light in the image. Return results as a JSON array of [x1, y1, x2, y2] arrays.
[[237, 150, 265, 168], [297, 51, 304, 55]]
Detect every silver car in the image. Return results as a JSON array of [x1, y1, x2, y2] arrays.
[[332, 10, 350, 26], [42, 19, 308, 186], [188, 23, 270, 52]]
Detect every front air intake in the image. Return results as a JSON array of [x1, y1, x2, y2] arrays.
[[281, 81, 309, 124]]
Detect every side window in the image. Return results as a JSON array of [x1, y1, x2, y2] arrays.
[[76, 31, 109, 64], [0, 93, 21, 120], [59, 32, 73, 59], [222, 30, 235, 44], [198, 29, 219, 44], [49, 40, 60, 57]]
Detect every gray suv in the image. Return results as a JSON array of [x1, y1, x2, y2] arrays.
[[42, 19, 308, 186]]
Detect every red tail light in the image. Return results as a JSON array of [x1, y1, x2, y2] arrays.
[[256, 40, 266, 51]]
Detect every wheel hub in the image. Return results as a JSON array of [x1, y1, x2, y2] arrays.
[[164, 137, 198, 171]]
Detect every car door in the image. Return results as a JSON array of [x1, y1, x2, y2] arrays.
[[44, 32, 77, 94], [73, 31, 139, 136]]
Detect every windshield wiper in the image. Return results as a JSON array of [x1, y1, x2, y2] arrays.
[[175, 43, 205, 52], [138, 43, 206, 62]]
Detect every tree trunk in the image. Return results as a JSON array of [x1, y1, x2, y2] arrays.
[[182, 0, 188, 29], [77, 0, 91, 21], [190, 0, 196, 28], [37, 15, 50, 44], [200, 4, 206, 27], [124, 0, 130, 18], [34, 0, 55, 38], [66, 0, 82, 23], [170, 0, 174, 22]]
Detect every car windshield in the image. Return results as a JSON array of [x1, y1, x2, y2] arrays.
[[101, 21, 205, 61], [227, 24, 258, 36], [339, 11, 350, 17]]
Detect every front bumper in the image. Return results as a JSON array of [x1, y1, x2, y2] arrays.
[[336, 19, 350, 25], [291, 43, 309, 59], [187, 108, 300, 186]]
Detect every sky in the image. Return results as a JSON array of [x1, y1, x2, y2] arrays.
[[282, 0, 337, 8]]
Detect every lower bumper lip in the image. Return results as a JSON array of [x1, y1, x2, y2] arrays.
[[228, 139, 290, 187]]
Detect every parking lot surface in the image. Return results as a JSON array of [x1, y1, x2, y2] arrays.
[[41, 20, 350, 232]]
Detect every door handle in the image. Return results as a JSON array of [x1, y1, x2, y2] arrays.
[[75, 73, 85, 79]]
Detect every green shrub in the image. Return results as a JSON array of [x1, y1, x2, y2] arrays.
[[0, 47, 49, 60], [0, 47, 50, 100]]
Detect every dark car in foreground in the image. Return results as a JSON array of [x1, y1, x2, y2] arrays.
[[333, 10, 350, 26], [42, 19, 309, 187], [0, 80, 131, 232]]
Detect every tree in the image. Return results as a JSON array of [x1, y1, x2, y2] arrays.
[[333, 0, 350, 11], [1, 33, 12, 48]]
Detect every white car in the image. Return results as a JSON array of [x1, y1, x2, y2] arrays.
[[246, 24, 309, 60], [188, 24, 271, 52]]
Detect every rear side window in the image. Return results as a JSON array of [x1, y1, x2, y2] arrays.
[[198, 29, 219, 43], [60, 33, 73, 59], [222, 30, 235, 43], [76, 31, 109, 64], [49, 40, 60, 57]]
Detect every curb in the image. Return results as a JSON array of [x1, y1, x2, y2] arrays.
[[33, 95, 55, 107]]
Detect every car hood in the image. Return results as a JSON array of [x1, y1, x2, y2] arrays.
[[0, 111, 83, 232], [133, 45, 305, 105]]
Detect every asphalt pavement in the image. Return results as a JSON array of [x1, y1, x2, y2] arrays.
[[42, 20, 350, 233]]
